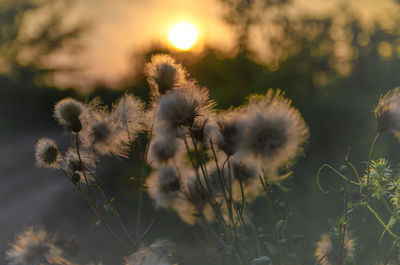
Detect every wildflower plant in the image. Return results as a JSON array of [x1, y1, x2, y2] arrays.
[[29, 54, 312, 265], [35, 93, 147, 256], [317, 87, 400, 264]]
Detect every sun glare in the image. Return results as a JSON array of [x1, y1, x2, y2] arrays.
[[169, 22, 198, 50]]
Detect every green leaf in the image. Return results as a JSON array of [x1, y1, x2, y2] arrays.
[[347, 201, 353, 209], [109, 197, 116, 204]]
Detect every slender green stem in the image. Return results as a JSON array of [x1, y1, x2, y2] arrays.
[[260, 171, 284, 265], [61, 170, 131, 254], [91, 154, 137, 248], [79, 187, 132, 255], [316, 164, 360, 194], [366, 203, 399, 240], [136, 186, 143, 240], [367, 132, 380, 185], [339, 187, 348, 265], [136, 127, 152, 241], [75, 133, 94, 199]]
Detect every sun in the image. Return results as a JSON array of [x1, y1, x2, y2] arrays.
[[169, 22, 198, 50]]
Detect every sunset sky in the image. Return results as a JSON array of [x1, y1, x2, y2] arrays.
[[16, 0, 400, 91]]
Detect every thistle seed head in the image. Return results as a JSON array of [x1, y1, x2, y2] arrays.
[[35, 138, 61, 169], [145, 54, 186, 97], [375, 88, 400, 134], [148, 134, 180, 165], [5, 226, 72, 265], [146, 166, 181, 208], [239, 90, 309, 169], [315, 234, 355, 265], [111, 94, 145, 141], [80, 106, 130, 157], [153, 82, 214, 130], [54, 98, 85, 132], [125, 240, 173, 265]]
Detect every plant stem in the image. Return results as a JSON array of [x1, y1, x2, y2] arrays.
[[260, 172, 284, 265], [61, 170, 132, 255], [75, 133, 94, 199], [366, 132, 379, 185]]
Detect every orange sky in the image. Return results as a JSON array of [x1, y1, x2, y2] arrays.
[[16, 0, 400, 92]]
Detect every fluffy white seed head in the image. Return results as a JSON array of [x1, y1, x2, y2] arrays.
[[145, 54, 186, 97], [125, 240, 173, 265], [80, 107, 130, 157], [54, 98, 85, 132], [200, 162, 229, 197], [5, 226, 72, 265], [171, 197, 199, 225], [148, 134, 180, 166], [315, 234, 332, 265], [35, 138, 61, 169], [190, 118, 213, 147], [153, 82, 214, 130], [239, 90, 309, 170], [111, 94, 145, 141], [146, 166, 181, 208], [211, 110, 246, 157], [315, 234, 355, 265], [63, 148, 95, 183], [171, 169, 207, 225], [231, 159, 260, 184], [375, 88, 400, 134]]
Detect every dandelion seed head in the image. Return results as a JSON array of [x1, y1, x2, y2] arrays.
[[375, 88, 400, 133], [54, 98, 85, 132], [145, 54, 186, 97], [5, 226, 71, 265], [146, 166, 181, 208], [239, 90, 309, 169], [35, 138, 61, 169]]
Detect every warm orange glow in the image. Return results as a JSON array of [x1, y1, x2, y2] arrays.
[[169, 22, 198, 50]]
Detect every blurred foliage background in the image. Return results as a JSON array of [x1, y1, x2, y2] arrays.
[[2, 0, 400, 264]]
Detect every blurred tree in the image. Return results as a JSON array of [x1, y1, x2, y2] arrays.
[[0, 0, 90, 131]]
